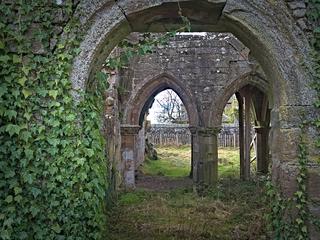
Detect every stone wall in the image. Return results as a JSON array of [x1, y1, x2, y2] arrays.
[[120, 32, 253, 127]]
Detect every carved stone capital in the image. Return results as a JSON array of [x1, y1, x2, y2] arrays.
[[120, 125, 141, 135]]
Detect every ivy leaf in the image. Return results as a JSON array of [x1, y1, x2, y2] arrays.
[[47, 138, 60, 147], [31, 187, 41, 198], [84, 148, 94, 157], [5, 124, 21, 136], [24, 148, 34, 160], [76, 157, 85, 166], [301, 226, 307, 233], [66, 114, 76, 121], [22, 66, 30, 76], [52, 224, 61, 233], [12, 55, 21, 63], [18, 76, 27, 86], [0, 85, 7, 97], [295, 191, 303, 198], [296, 217, 303, 225], [30, 206, 40, 217], [49, 90, 58, 100], [22, 89, 32, 98], [14, 195, 22, 203], [22, 173, 33, 184], [0, 55, 10, 63], [14, 186, 22, 195], [4, 110, 17, 120], [0, 40, 4, 49], [5, 195, 13, 203]]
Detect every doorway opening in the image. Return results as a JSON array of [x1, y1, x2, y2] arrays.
[[218, 84, 271, 181], [218, 94, 240, 179], [136, 89, 192, 190]]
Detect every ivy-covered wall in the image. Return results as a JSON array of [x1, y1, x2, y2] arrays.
[[0, 1, 108, 239]]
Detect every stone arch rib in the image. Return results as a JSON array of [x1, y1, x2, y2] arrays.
[[210, 72, 270, 127], [123, 72, 199, 127]]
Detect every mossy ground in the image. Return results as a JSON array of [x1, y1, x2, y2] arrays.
[[107, 146, 269, 240]]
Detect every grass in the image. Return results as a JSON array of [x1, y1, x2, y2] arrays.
[[141, 145, 241, 179], [107, 146, 269, 240], [142, 145, 191, 178], [107, 181, 268, 240]]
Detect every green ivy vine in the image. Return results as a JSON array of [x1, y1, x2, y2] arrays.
[[0, 1, 108, 239], [0, 1, 190, 239]]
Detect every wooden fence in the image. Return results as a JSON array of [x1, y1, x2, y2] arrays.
[[148, 124, 239, 148]]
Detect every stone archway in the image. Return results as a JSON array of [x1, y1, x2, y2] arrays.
[[120, 73, 199, 188], [210, 71, 271, 180], [71, 0, 317, 205]]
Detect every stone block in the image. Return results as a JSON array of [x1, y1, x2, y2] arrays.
[[292, 8, 307, 18], [308, 166, 320, 200], [288, 1, 306, 10]]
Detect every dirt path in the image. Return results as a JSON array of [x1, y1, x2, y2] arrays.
[[135, 173, 193, 191]]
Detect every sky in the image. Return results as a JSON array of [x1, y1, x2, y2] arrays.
[[146, 91, 169, 124]]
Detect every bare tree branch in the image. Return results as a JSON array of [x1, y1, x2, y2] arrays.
[[155, 90, 188, 124]]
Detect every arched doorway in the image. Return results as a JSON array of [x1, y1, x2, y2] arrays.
[[135, 89, 194, 190], [71, 0, 315, 197], [120, 73, 199, 188], [214, 72, 271, 180]]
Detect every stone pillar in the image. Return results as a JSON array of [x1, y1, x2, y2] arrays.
[[189, 126, 199, 180], [197, 127, 219, 189], [236, 92, 245, 180], [255, 125, 270, 174], [120, 125, 140, 190], [244, 92, 252, 180], [135, 126, 145, 168]]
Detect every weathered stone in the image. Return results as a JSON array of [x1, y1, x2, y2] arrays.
[[288, 1, 306, 10], [292, 8, 307, 18], [297, 18, 307, 30]]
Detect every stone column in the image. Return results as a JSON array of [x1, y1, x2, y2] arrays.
[[236, 92, 245, 180], [189, 126, 199, 180], [243, 91, 252, 180], [120, 125, 141, 190], [196, 127, 219, 189], [255, 125, 270, 174]]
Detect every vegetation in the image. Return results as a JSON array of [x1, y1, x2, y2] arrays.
[[108, 146, 268, 239], [142, 146, 241, 179], [142, 145, 191, 177], [0, 2, 109, 239]]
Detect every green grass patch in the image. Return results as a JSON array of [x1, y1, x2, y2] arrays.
[[141, 145, 240, 179], [218, 147, 240, 179], [141, 145, 191, 178], [118, 190, 151, 206]]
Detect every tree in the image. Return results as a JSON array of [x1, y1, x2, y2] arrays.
[[155, 90, 188, 124], [223, 95, 238, 124]]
